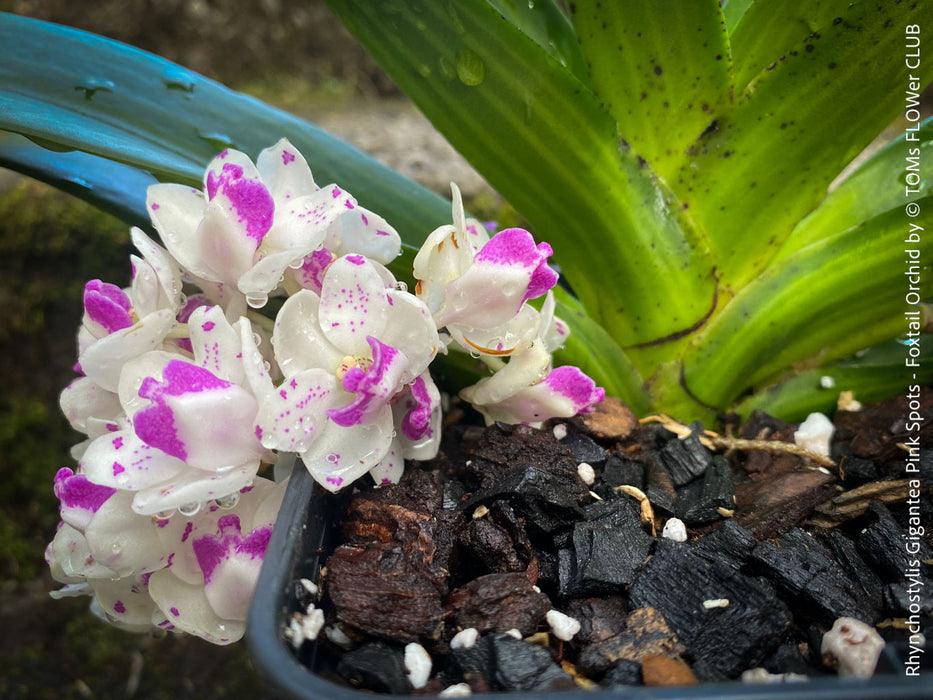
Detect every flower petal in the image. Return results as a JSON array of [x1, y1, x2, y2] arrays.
[[255, 138, 317, 202], [255, 368, 339, 454], [80, 429, 187, 491], [369, 437, 405, 485], [325, 206, 401, 264], [90, 576, 159, 629], [394, 372, 441, 460], [188, 306, 245, 385], [133, 359, 265, 470], [84, 491, 170, 576], [131, 463, 257, 516], [327, 337, 409, 428], [204, 150, 274, 246], [148, 568, 245, 644], [60, 376, 122, 434], [47, 523, 119, 580], [273, 290, 344, 376], [130, 227, 183, 316], [78, 309, 176, 393], [54, 467, 116, 531], [319, 255, 392, 356], [147, 183, 207, 273], [301, 407, 394, 492]]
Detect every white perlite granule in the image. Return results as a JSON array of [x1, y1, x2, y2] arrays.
[[450, 627, 479, 650], [286, 607, 325, 648], [661, 517, 688, 542], [404, 642, 432, 689], [577, 462, 596, 485], [552, 423, 568, 440], [793, 412, 835, 457], [546, 609, 582, 641], [821, 617, 885, 678], [439, 683, 473, 697]]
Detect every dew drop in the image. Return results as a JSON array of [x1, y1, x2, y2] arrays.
[[469, 350, 481, 359], [214, 492, 240, 509], [263, 360, 272, 372], [74, 78, 115, 100], [417, 64, 432, 77], [395, 281, 408, 292], [196, 130, 235, 151], [252, 332, 262, 346], [153, 509, 175, 521], [161, 67, 195, 93], [456, 48, 485, 86], [439, 55, 457, 80], [246, 293, 268, 309], [177, 501, 202, 517]]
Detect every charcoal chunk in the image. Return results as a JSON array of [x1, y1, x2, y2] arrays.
[[584, 494, 643, 527], [644, 459, 677, 515], [466, 423, 580, 487], [449, 634, 495, 694], [750, 528, 873, 624], [826, 530, 885, 612], [461, 515, 526, 576], [489, 635, 576, 692], [600, 454, 646, 491], [603, 659, 642, 686], [838, 454, 880, 485], [858, 501, 933, 581], [677, 456, 734, 525], [566, 596, 629, 646], [559, 519, 652, 597], [655, 432, 714, 486], [562, 430, 608, 465], [693, 520, 755, 569], [464, 464, 585, 541], [446, 573, 550, 636], [629, 540, 790, 679], [337, 641, 410, 694], [884, 581, 933, 617], [577, 606, 684, 675]]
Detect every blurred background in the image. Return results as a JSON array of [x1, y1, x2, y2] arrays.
[[0, 1, 503, 697]]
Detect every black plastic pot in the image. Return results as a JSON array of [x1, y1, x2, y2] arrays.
[[247, 465, 931, 700]]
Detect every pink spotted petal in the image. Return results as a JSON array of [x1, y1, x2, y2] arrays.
[[192, 514, 271, 620], [255, 138, 318, 202], [89, 576, 159, 629], [83, 280, 133, 337], [369, 437, 405, 485], [130, 227, 184, 315], [300, 408, 395, 493], [380, 290, 439, 377], [290, 248, 334, 294], [436, 228, 558, 329], [393, 373, 441, 463], [133, 360, 265, 471], [148, 568, 245, 644], [78, 308, 177, 394], [54, 467, 116, 531], [261, 185, 348, 253], [254, 368, 339, 454], [80, 428, 187, 492], [325, 205, 401, 264], [319, 255, 393, 357], [47, 523, 119, 580], [188, 306, 245, 385], [147, 183, 210, 274], [204, 151, 274, 246]]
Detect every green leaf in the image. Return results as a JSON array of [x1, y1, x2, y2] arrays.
[[676, 0, 933, 291], [734, 338, 933, 422], [570, 0, 733, 182], [777, 118, 933, 259], [0, 131, 156, 229], [487, 0, 590, 86], [721, 0, 755, 33], [0, 12, 452, 250], [684, 199, 933, 408], [551, 288, 651, 415], [324, 0, 717, 351]]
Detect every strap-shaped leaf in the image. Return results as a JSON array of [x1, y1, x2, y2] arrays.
[[683, 199, 933, 408], [0, 131, 156, 229], [0, 12, 452, 249], [777, 118, 933, 259], [730, 0, 844, 91], [721, 0, 754, 33], [324, 0, 717, 352], [676, 0, 932, 291], [570, 0, 733, 182], [734, 338, 933, 422], [487, 0, 590, 86]]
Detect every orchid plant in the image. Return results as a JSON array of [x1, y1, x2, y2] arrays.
[[0, 1, 930, 643], [43, 137, 603, 642]]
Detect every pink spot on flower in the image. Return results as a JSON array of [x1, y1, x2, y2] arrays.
[[201, 321, 216, 332], [205, 162, 274, 244], [332, 188, 342, 199], [181, 521, 194, 543], [344, 200, 355, 210], [112, 436, 124, 450], [282, 150, 295, 165], [361, 213, 369, 226], [401, 376, 434, 441], [345, 254, 366, 266], [170, 606, 180, 617], [113, 600, 126, 614], [375, 229, 391, 237], [112, 462, 125, 476], [151, 203, 160, 211], [54, 468, 115, 513]]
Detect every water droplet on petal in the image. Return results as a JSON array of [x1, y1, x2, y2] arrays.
[[395, 281, 408, 292], [153, 509, 175, 521], [456, 49, 485, 86], [252, 332, 262, 347], [177, 501, 202, 517], [214, 492, 240, 509], [246, 293, 268, 309]]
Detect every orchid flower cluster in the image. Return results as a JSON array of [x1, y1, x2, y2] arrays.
[[46, 138, 604, 644]]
